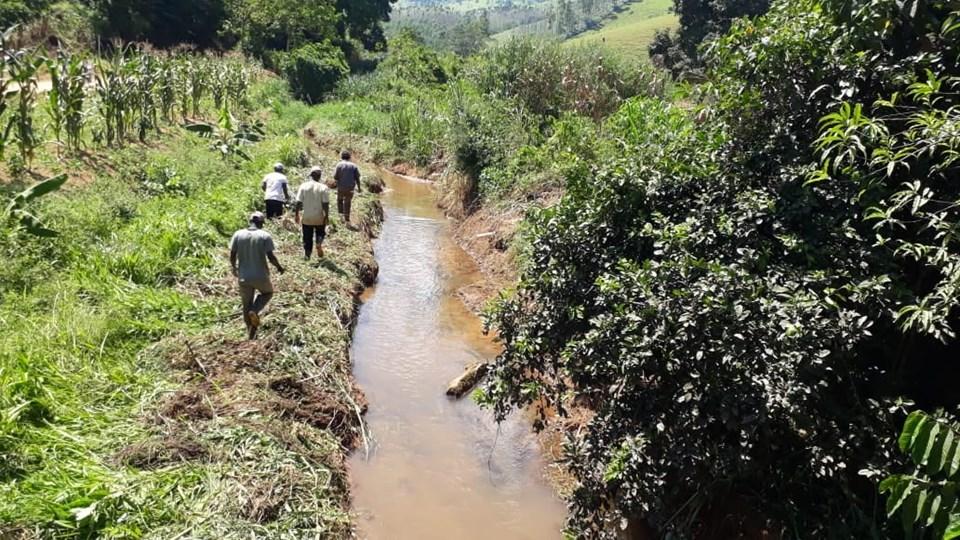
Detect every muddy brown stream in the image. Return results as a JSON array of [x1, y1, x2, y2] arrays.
[[349, 170, 566, 539]]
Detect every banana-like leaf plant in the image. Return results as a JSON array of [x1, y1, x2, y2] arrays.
[[184, 105, 264, 161], [3, 174, 68, 237]]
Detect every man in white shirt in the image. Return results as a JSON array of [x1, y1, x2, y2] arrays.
[[295, 166, 331, 260], [261, 163, 290, 219]]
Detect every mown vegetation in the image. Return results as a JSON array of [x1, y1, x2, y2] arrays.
[[1, 14, 384, 536]]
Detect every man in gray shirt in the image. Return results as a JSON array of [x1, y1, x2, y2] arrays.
[[333, 150, 362, 227], [230, 212, 285, 339]]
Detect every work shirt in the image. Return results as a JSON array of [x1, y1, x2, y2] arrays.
[[263, 172, 288, 202], [230, 227, 275, 283], [333, 161, 361, 192], [296, 180, 331, 226]]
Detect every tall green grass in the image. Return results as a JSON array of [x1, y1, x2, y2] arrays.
[[0, 78, 368, 538]]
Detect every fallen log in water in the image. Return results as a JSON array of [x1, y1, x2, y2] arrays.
[[445, 362, 490, 398]]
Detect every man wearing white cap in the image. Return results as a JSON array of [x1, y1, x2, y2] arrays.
[[230, 211, 286, 339], [261, 163, 290, 219], [295, 166, 331, 260]]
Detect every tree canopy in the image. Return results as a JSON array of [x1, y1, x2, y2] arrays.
[[486, 0, 960, 536]]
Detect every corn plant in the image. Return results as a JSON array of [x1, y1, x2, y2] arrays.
[[210, 62, 227, 111], [133, 51, 160, 142], [175, 58, 190, 120], [96, 54, 132, 147], [46, 52, 87, 153], [0, 26, 16, 159], [227, 61, 251, 111], [188, 57, 208, 118], [5, 46, 44, 167], [156, 56, 177, 122]]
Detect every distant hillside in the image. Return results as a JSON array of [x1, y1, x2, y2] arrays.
[[394, 0, 548, 13], [567, 0, 677, 61]]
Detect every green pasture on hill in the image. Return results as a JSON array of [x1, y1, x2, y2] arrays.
[[567, 0, 677, 60]]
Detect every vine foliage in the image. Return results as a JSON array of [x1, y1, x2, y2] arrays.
[[882, 411, 960, 539]]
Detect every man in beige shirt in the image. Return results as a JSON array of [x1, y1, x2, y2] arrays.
[[295, 166, 331, 260]]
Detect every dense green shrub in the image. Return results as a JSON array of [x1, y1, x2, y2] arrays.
[[378, 28, 448, 86], [278, 42, 348, 103], [483, 0, 960, 537], [89, 0, 229, 47], [0, 0, 49, 28], [466, 39, 663, 120], [650, 0, 771, 77], [882, 411, 960, 539], [478, 113, 597, 200], [231, 0, 338, 61]]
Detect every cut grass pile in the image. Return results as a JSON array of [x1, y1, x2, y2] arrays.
[[0, 77, 383, 538], [567, 0, 678, 61]]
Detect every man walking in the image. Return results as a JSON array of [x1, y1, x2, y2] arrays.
[[262, 163, 290, 219], [295, 166, 331, 260], [230, 212, 285, 339], [333, 151, 362, 226]]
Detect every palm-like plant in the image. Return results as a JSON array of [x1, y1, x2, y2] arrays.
[[3, 174, 68, 237], [184, 104, 264, 161]]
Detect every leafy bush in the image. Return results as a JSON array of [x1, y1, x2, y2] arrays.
[[0, 0, 49, 28], [650, 0, 771, 77], [445, 82, 533, 203], [231, 0, 339, 61], [466, 38, 664, 120], [483, 0, 960, 537], [378, 28, 449, 86], [278, 42, 348, 103], [89, 0, 229, 47], [478, 113, 597, 200], [882, 411, 960, 539]]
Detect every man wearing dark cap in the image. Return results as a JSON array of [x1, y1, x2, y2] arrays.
[[333, 150, 362, 226], [230, 212, 285, 339]]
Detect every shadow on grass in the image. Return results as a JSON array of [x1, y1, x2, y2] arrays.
[[318, 258, 350, 278]]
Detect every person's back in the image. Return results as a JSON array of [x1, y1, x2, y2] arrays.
[[333, 151, 362, 225], [263, 172, 288, 202], [334, 160, 360, 192], [230, 212, 284, 340], [297, 180, 330, 226], [230, 227, 275, 283], [262, 163, 290, 219]]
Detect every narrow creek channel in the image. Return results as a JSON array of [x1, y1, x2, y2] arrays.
[[349, 170, 566, 539]]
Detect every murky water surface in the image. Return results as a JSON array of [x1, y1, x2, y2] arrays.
[[349, 171, 565, 539]]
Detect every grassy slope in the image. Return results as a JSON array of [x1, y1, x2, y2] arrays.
[[567, 0, 678, 61], [0, 79, 381, 538], [396, 0, 547, 11]]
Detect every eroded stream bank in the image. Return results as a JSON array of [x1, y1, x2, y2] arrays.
[[349, 170, 565, 538]]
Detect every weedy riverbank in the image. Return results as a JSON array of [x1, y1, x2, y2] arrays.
[[0, 79, 382, 538]]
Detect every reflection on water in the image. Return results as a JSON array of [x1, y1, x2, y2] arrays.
[[349, 171, 565, 539]]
